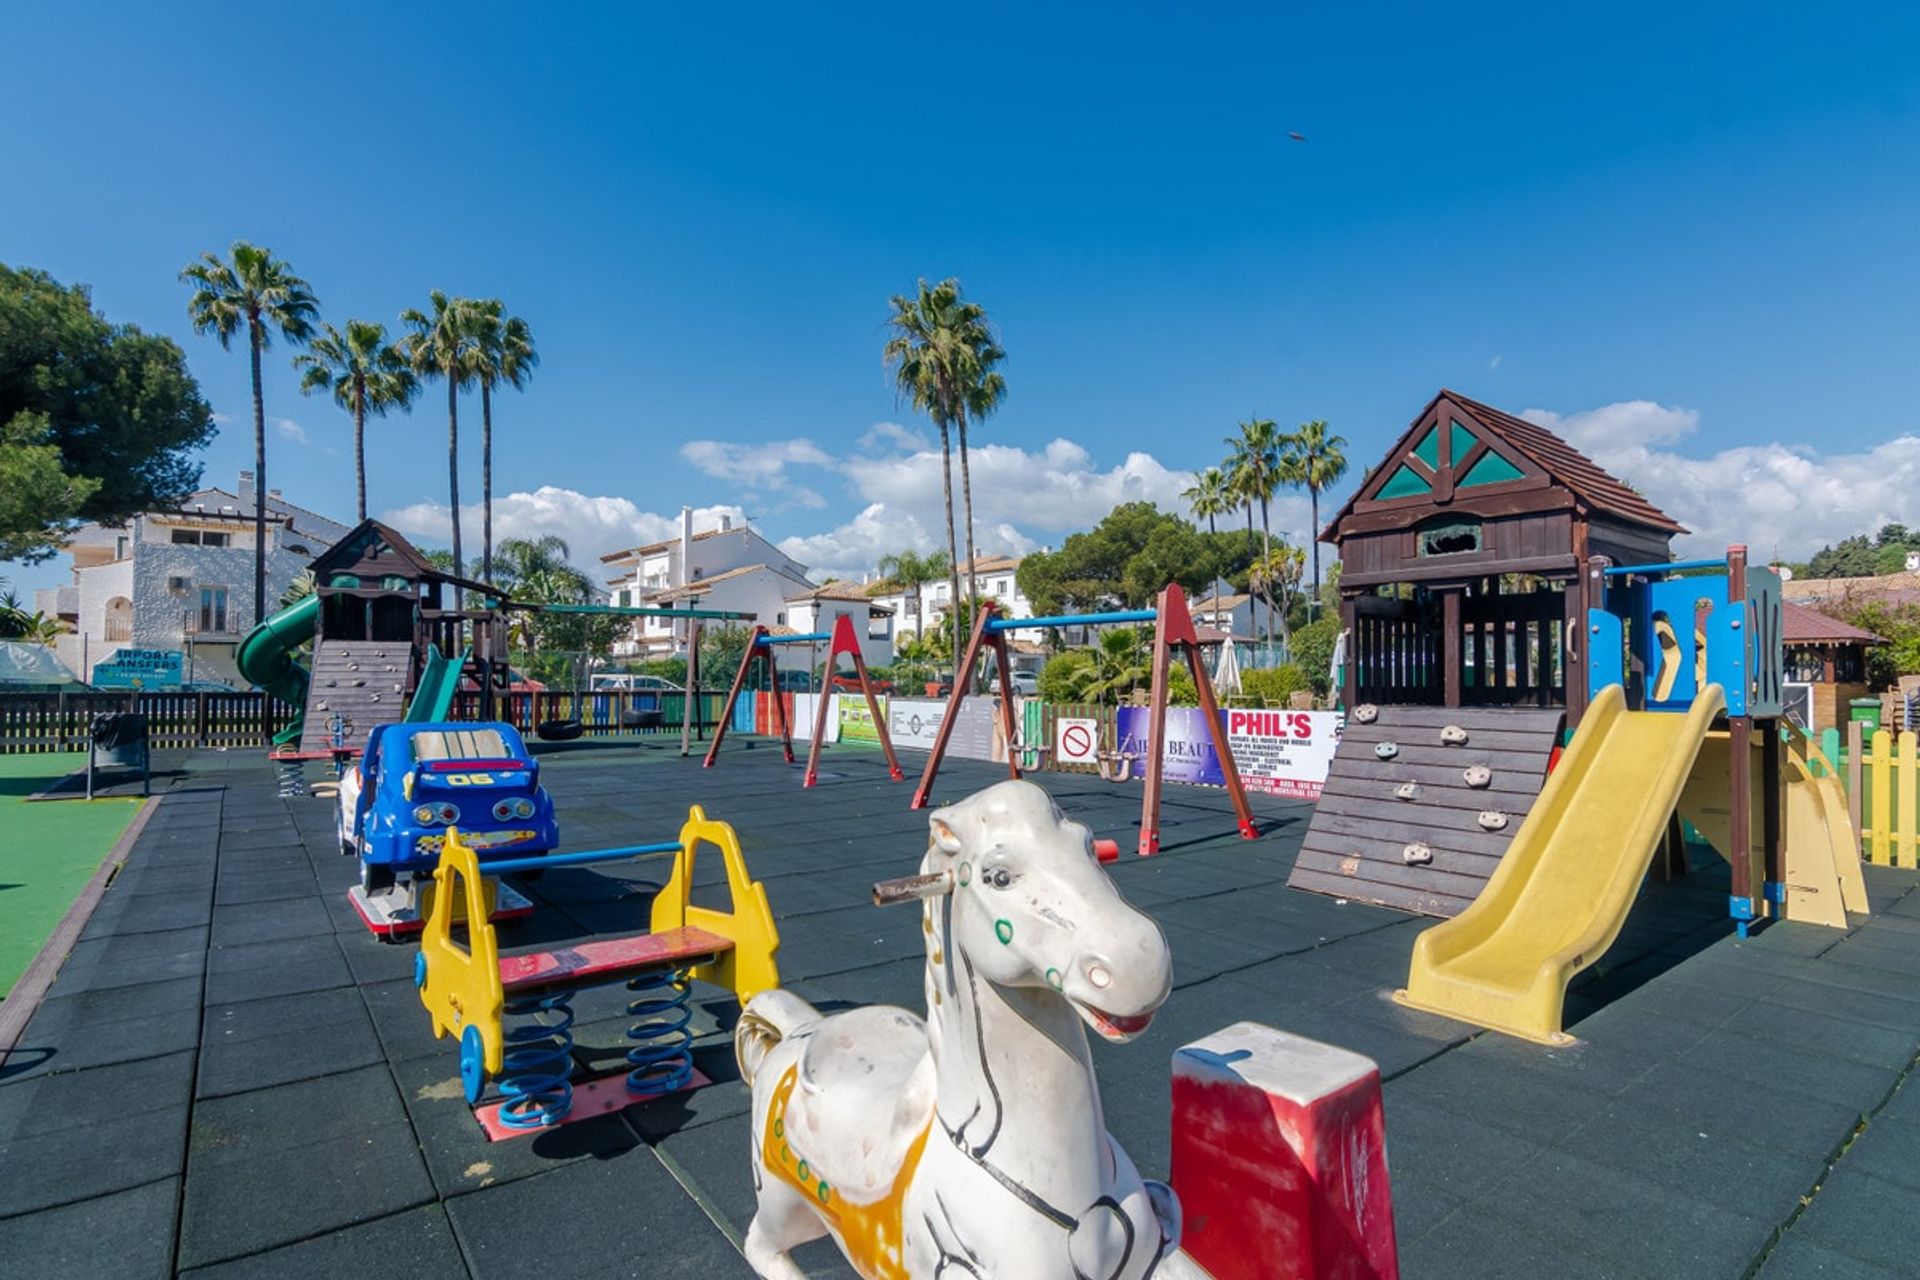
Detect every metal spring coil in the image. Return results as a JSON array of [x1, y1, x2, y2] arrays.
[[625, 968, 694, 1095], [498, 991, 576, 1129]]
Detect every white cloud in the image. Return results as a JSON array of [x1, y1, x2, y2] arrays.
[[273, 417, 308, 445], [379, 488, 747, 570], [773, 504, 1042, 582], [859, 421, 928, 452], [1489, 355, 1503, 370], [1520, 400, 1920, 561], [679, 437, 834, 494]]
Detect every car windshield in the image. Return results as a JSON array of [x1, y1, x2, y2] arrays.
[[410, 728, 512, 762]]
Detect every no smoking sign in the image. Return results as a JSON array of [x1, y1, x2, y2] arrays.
[[1056, 717, 1099, 765]]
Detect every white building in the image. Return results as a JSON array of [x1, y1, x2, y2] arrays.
[[601, 511, 812, 658], [34, 471, 348, 686], [781, 582, 895, 669], [1191, 587, 1277, 640], [866, 553, 1035, 642]]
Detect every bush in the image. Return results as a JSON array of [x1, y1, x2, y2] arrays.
[[1241, 663, 1310, 705], [1037, 651, 1096, 703], [1166, 663, 1199, 706], [1288, 617, 1341, 694]]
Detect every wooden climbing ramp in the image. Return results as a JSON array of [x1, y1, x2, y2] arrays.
[[296, 640, 411, 755], [1290, 706, 1564, 916]]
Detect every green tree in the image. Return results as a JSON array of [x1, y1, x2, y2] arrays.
[[401, 292, 481, 605], [1036, 649, 1095, 703], [3, 265, 215, 561], [294, 320, 418, 522], [699, 625, 755, 690], [1289, 615, 1341, 694], [468, 301, 538, 584], [1017, 502, 1234, 616], [491, 535, 598, 661], [1807, 534, 1878, 579], [1248, 544, 1305, 646], [1225, 417, 1283, 642], [1277, 420, 1348, 608], [877, 548, 950, 643], [884, 278, 1007, 656], [181, 241, 320, 625], [1181, 466, 1234, 536]]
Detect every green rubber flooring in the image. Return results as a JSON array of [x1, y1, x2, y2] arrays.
[[3, 737, 1920, 1277], [0, 753, 143, 997]]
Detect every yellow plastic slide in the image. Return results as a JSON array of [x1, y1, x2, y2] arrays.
[[1395, 683, 1724, 1045]]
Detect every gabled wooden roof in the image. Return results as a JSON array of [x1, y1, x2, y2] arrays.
[[1324, 389, 1686, 541], [309, 519, 499, 596]]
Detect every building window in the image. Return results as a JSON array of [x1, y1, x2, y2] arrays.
[[1417, 518, 1483, 557], [199, 586, 229, 634], [777, 612, 787, 626], [170, 529, 232, 547]]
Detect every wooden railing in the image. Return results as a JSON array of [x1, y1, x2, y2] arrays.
[[0, 691, 298, 754]]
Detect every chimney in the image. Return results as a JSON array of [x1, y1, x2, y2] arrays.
[[268, 488, 282, 500], [237, 471, 256, 507]]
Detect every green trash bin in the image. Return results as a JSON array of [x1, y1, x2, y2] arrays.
[[1850, 698, 1883, 734]]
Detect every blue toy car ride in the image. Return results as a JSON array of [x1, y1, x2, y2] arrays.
[[336, 721, 559, 895]]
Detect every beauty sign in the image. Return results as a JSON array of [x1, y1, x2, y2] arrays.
[[1115, 706, 1344, 799]]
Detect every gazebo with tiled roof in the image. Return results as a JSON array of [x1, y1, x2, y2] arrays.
[[1323, 388, 1686, 727], [1782, 600, 1881, 733]]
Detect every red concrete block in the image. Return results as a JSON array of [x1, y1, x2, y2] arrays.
[[1170, 1021, 1396, 1280]]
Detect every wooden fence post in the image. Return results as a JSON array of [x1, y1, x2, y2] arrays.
[[1871, 728, 1892, 866]]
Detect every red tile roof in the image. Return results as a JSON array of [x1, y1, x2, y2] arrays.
[[1782, 600, 1882, 646]]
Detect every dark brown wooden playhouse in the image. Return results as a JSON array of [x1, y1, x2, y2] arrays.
[[1290, 389, 1686, 915], [293, 520, 508, 755]]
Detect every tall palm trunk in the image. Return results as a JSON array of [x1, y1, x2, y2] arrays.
[[958, 411, 978, 605], [353, 376, 367, 523], [481, 379, 494, 585], [248, 317, 267, 626], [937, 423, 963, 668], [446, 372, 462, 610], [1309, 485, 1322, 611], [1259, 497, 1273, 647]]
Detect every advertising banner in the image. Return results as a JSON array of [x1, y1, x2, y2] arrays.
[[836, 694, 889, 743], [1114, 705, 1343, 799], [888, 698, 949, 750], [793, 693, 838, 743], [949, 696, 1009, 763], [91, 648, 184, 689]]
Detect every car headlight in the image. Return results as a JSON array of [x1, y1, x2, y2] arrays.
[[413, 805, 436, 824]]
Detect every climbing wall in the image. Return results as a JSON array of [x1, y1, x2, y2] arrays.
[[1289, 705, 1564, 917], [297, 640, 410, 755]]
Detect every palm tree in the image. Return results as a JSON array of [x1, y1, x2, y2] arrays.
[[1249, 544, 1305, 649], [877, 548, 951, 641], [1182, 466, 1234, 535], [883, 278, 1007, 659], [401, 292, 480, 606], [181, 242, 320, 625], [468, 301, 539, 585], [294, 321, 419, 522], [1278, 420, 1350, 610], [493, 536, 594, 657], [1225, 417, 1284, 642]]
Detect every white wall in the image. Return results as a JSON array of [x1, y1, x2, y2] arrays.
[[787, 599, 894, 668]]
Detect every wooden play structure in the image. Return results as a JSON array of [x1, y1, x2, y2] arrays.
[[911, 583, 1257, 857], [416, 806, 779, 1138], [704, 611, 904, 787]]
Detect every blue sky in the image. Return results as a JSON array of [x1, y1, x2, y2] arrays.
[[7, 1, 1920, 595]]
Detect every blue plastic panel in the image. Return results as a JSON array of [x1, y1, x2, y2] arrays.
[[1587, 608, 1624, 699]]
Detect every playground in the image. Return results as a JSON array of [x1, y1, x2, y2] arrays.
[[1, 737, 1918, 1277]]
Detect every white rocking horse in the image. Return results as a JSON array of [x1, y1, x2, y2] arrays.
[[736, 779, 1192, 1280]]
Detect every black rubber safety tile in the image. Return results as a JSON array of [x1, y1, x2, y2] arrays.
[[387, 1049, 644, 1199], [652, 1110, 759, 1239], [341, 933, 426, 984], [5, 977, 202, 1081], [1756, 1235, 1904, 1279], [1789, 1164, 1920, 1275], [0, 1050, 193, 1140], [212, 868, 319, 906], [445, 1146, 753, 1279], [1827, 1113, 1920, 1195], [177, 1066, 435, 1269], [1556, 1100, 1826, 1219], [1872, 1076, 1920, 1126], [1396, 1203, 1625, 1280], [1468, 1144, 1772, 1279], [0, 1091, 188, 1217], [1620, 1062, 1865, 1160], [45, 926, 209, 998], [753, 871, 879, 918], [203, 933, 351, 1006], [361, 976, 453, 1064], [1727, 1002, 1920, 1073], [197, 987, 383, 1099], [785, 955, 924, 1015], [79, 886, 215, 939], [1216, 952, 1402, 1008], [179, 1204, 468, 1280], [1380, 1092, 1552, 1206], [1677, 1028, 1899, 1116], [1385, 1048, 1615, 1139], [0, 1176, 179, 1280], [1447, 1016, 1692, 1096], [622, 1041, 754, 1142], [109, 861, 217, 895], [1157, 920, 1319, 989], [208, 895, 335, 947]]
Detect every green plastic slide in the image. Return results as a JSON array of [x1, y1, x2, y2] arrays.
[[406, 645, 468, 722], [235, 594, 319, 749]]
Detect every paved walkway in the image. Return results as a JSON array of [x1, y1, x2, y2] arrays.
[[2, 739, 1919, 1277]]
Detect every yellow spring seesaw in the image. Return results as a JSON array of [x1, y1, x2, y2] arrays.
[[413, 805, 780, 1138]]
